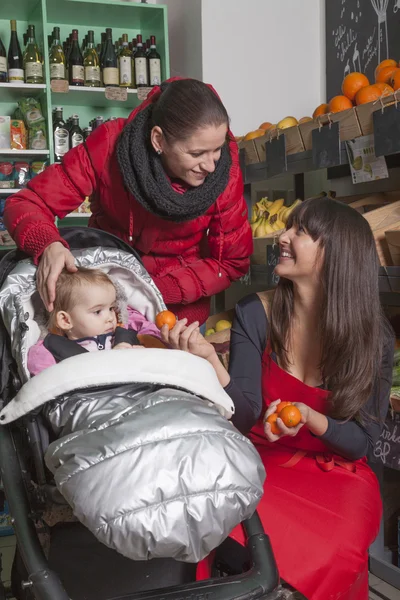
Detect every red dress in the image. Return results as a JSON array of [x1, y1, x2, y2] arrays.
[[228, 349, 382, 600]]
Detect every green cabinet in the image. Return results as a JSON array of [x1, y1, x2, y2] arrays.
[[0, 0, 169, 242]]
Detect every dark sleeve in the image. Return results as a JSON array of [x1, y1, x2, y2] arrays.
[[318, 334, 394, 461], [225, 294, 267, 434]]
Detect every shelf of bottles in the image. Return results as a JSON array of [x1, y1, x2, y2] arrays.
[[0, 0, 169, 235]]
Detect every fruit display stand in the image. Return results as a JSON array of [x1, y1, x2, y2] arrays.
[[0, 0, 170, 254]]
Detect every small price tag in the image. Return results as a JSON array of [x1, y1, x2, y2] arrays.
[[373, 103, 400, 157], [51, 80, 69, 93], [266, 240, 280, 287], [312, 121, 341, 169], [137, 87, 152, 102], [265, 135, 287, 179], [105, 87, 128, 101]]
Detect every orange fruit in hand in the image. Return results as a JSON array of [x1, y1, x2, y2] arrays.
[[375, 82, 395, 97], [279, 405, 302, 428], [266, 413, 280, 435], [328, 95, 353, 113], [375, 59, 398, 80], [355, 84, 382, 105], [313, 103, 329, 119], [155, 310, 177, 330], [276, 401, 292, 414], [342, 72, 369, 102]]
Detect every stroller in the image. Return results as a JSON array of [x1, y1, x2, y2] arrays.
[[0, 228, 306, 600]]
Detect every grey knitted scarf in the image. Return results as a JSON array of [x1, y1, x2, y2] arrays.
[[116, 104, 231, 222]]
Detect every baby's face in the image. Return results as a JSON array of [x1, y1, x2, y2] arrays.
[[67, 284, 117, 340]]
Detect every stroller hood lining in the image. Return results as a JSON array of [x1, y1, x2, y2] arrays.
[[0, 247, 166, 383], [0, 349, 235, 424]]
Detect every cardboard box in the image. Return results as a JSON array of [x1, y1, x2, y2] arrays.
[[362, 200, 400, 265], [299, 108, 361, 151], [386, 230, 400, 266]]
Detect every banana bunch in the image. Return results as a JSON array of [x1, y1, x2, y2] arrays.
[[250, 198, 302, 239]]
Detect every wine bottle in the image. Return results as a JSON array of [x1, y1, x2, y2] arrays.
[[68, 29, 84, 86], [69, 114, 84, 148], [23, 25, 43, 84], [134, 35, 148, 87], [53, 106, 70, 162], [145, 39, 150, 56], [102, 28, 118, 87], [84, 30, 100, 87], [0, 37, 7, 82], [148, 35, 161, 87], [118, 33, 133, 88], [49, 27, 66, 81], [8, 21, 24, 82]]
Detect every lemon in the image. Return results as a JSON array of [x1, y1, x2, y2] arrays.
[[205, 328, 216, 337], [215, 320, 232, 332]]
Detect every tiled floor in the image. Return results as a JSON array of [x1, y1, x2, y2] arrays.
[[0, 535, 398, 599]]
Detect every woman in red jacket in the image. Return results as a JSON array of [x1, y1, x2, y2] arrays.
[[4, 78, 252, 324]]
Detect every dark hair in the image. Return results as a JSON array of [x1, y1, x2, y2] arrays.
[[151, 79, 230, 142], [270, 197, 391, 421]]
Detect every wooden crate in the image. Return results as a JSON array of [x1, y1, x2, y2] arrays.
[[255, 126, 304, 159], [299, 108, 361, 151], [355, 93, 397, 136], [386, 230, 400, 266], [362, 200, 400, 265], [238, 138, 262, 165]]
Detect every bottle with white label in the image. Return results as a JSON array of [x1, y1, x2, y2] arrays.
[[84, 30, 100, 87], [7, 21, 24, 82], [148, 35, 161, 87], [69, 115, 84, 149], [68, 30, 84, 86], [23, 25, 43, 84], [134, 34, 148, 88], [0, 37, 7, 82], [53, 107, 70, 163], [49, 27, 66, 81], [102, 28, 119, 87], [118, 33, 133, 88]]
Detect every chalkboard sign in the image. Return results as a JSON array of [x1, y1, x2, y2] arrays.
[[326, 0, 400, 102], [266, 242, 280, 288], [372, 413, 400, 471]]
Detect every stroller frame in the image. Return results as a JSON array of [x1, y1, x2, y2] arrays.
[[0, 229, 305, 600]]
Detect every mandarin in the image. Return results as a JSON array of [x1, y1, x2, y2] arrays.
[[342, 72, 369, 102], [313, 103, 329, 118], [355, 84, 382, 105], [328, 95, 353, 113], [375, 65, 398, 84], [266, 413, 280, 435], [155, 310, 177, 330], [279, 405, 302, 428], [276, 401, 292, 414]]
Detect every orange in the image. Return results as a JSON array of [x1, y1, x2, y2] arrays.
[[266, 413, 280, 435], [375, 82, 394, 97], [342, 72, 369, 102], [279, 405, 302, 428], [328, 95, 354, 113], [355, 84, 382, 105], [298, 117, 313, 124], [375, 65, 398, 84], [276, 401, 292, 414], [259, 122, 274, 131], [391, 69, 400, 91], [313, 103, 329, 119], [375, 59, 398, 80], [244, 129, 265, 141], [155, 310, 177, 330]]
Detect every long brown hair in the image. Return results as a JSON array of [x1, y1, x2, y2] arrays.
[[270, 197, 390, 420]]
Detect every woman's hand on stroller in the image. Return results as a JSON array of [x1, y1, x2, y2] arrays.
[[160, 318, 215, 361], [37, 242, 77, 311]]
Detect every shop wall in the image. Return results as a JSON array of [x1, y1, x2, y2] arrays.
[[200, 0, 326, 135]]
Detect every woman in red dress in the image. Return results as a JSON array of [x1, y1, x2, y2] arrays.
[[162, 197, 394, 600]]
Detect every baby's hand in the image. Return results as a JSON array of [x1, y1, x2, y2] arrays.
[[113, 342, 133, 350]]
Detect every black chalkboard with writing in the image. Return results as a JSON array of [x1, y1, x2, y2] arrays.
[[326, 0, 400, 102]]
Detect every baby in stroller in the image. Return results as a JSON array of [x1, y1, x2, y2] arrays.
[[0, 231, 305, 600], [28, 267, 162, 376]]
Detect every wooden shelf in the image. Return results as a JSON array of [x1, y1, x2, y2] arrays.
[[51, 86, 139, 108], [0, 150, 49, 156], [0, 189, 21, 195]]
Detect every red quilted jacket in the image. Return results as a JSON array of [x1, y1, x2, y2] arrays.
[[4, 82, 252, 325]]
